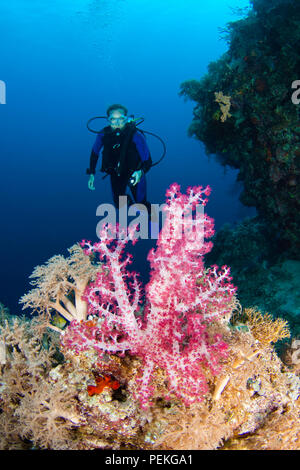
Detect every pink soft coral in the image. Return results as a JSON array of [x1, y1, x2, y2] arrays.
[[61, 183, 237, 408]]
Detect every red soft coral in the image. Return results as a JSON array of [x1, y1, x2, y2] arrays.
[[62, 183, 237, 408]]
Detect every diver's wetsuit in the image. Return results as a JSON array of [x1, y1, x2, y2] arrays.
[[87, 123, 152, 213]]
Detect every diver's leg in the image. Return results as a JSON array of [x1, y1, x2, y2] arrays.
[[110, 174, 132, 209], [130, 175, 159, 237], [130, 174, 153, 218]]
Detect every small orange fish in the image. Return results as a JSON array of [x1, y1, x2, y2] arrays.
[[87, 374, 120, 396]]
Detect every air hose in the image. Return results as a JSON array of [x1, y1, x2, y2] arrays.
[[86, 116, 166, 169]]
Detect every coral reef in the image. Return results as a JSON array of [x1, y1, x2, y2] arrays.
[[1, 184, 299, 450], [1, 308, 299, 450], [282, 338, 300, 375], [0, 316, 82, 449], [205, 219, 300, 338], [180, 0, 300, 259], [179, 1, 300, 345]]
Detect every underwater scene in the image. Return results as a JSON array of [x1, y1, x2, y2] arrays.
[[0, 0, 299, 452]]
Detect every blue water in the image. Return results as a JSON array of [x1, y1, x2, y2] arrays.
[[0, 0, 254, 314]]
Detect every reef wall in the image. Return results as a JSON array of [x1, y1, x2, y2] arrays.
[[180, 0, 300, 259]]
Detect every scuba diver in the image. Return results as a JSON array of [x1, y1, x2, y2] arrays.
[[86, 104, 153, 217]]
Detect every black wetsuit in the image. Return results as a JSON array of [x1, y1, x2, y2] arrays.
[[87, 123, 152, 211]]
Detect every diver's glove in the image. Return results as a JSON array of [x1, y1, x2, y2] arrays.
[[88, 174, 95, 191], [130, 170, 143, 186]]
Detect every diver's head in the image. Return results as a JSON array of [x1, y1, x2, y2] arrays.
[[107, 103, 128, 130]]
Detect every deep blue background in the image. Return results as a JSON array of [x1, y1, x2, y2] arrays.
[[0, 0, 254, 314]]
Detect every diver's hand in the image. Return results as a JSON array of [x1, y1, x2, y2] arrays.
[[88, 174, 95, 190], [130, 170, 142, 186]]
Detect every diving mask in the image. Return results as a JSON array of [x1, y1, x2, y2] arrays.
[[108, 115, 127, 125]]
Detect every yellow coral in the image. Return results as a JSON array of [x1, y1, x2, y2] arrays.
[[242, 307, 290, 346], [212, 307, 291, 403], [214, 91, 232, 122]]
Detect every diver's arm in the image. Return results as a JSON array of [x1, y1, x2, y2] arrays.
[[132, 131, 152, 173], [86, 132, 104, 191], [86, 149, 99, 175], [86, 132, 104, 175], [87, 148, 98, 190]]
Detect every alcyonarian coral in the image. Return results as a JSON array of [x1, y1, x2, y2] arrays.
[[0, 316, 83, 449], [3, 182, 299, 450], [1, 174, 300, 450], [227, 408, 300, 450], [151, 319, 300, 450], [19, 244, 101, 331], [62, 183, 237, 408]]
